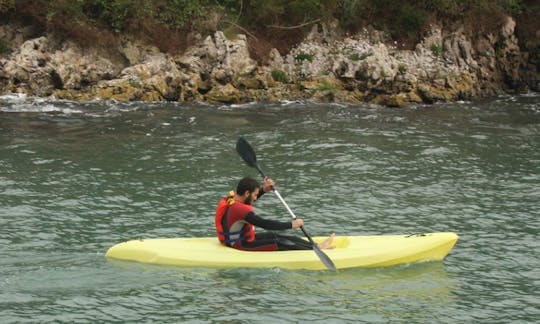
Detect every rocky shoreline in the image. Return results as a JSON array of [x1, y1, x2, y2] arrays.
[[0, 17, 538, 107]]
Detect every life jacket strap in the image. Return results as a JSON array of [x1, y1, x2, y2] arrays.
[[223, 236, 247, 245], [219, 228, 248, 246]]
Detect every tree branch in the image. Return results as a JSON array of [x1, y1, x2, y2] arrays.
[[267, 18, 321, 30], [221, 20, 258, 41]]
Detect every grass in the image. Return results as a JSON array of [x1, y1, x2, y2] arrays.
[[271, 69, 289, 84], [348, 52, 369, 61], [294, 51, 315, 63], [316, 81, 337, 91], [0, 39, 9, 54], [430, 43, 443, 57]]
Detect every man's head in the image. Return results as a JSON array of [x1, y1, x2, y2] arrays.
[[236, 176, 260, 205]]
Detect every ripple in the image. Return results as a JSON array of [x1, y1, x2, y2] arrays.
[[420, 146, 453, 155]]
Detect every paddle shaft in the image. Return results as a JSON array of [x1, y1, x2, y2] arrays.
[[254, 164, 318, 246], [272, 189, 316, 244]]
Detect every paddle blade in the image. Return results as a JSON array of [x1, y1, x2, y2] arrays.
[[236, 137, 257, 168], [302, 228, 337, 271], [313, 244, 337, 272]]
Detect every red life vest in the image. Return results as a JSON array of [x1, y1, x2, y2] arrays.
[[214, 191, 256, 247]]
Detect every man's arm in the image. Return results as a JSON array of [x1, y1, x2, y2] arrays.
[[245, 212, 292, 230], [257, 177, 275, 199]]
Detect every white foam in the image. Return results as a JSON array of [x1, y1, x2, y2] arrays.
[[0, 93, 28, 103], [0, 103, 83, 114]]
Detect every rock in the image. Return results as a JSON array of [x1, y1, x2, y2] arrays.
[[100, 53, 183, 101], [2, 37, 53, 95], [0, 24, 34, 53], [50, 43, 117, 90], [205, 83, 242, 103], [443, 31, 476, 68], [268, 48, 284, 68], [215, 32, 257, 76], [497, 17, 523, 90], [371, 91, 424, 108], [501, 16, 516, 39], [118, 38, 160, 65], [234, 75, 265, 90], [1, 36, 119, 96]]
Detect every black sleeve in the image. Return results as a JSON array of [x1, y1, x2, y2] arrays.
[[245, 211, 292, 231]]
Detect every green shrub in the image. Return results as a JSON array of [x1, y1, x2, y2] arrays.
[[100, 0, 135, 33], [396, 5, 426, 36], [241, 0, 326, 27], [349, 53, 360, 61], [315, 81, 337, 91], [45, 0, 208, 33], [398, 63, 408, 74], [128, 78, 142, 88], [287, 0, 324, 23], [46, 1, 85, 22], [46, 0, 136, 33], [271, 69, 289, 83], [338, 0, 372, 31], [505, 0, 524, 14], [348, 52, 369, 61], [294, 51, 315, 62], [0, 39, 9, 54], [155, 0, 205, 30], [430, 43, 442, 57]]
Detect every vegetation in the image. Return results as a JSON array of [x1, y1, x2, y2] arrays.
[[128, 78, 142, 88], [348, 52, 369, 61], [430, 43, 443, 57], [315, 81, 337, 91], [0, 39, 9, 54], [398, 63, 408, 74], [294, 51, 315, 63], [0, 0, 537, 56], [271, 69, 289, 84]]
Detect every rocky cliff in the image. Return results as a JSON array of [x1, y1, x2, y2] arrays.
[[0, 17, 537, 107]]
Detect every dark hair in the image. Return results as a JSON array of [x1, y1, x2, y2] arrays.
[[236, 176, 260, 195]]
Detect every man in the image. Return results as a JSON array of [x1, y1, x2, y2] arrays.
[[215, 176, 334, 251]]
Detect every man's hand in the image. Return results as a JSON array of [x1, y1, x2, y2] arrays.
[[292, 219, 304, 228], [262, 177, 275, 193]]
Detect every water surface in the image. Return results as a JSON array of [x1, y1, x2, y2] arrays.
[[1, 94, 539, 322]]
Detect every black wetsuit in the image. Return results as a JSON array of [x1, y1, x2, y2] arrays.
[[239, 195, 313, 251]]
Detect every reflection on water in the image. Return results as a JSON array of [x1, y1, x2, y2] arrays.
[[1, 94, 539, 322], [97, 260, 456, 322]]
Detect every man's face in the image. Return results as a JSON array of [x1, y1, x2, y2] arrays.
[[244, 188, 260, 205]]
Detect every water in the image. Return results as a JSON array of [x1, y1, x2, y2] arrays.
[[1, 94, 539, 323]]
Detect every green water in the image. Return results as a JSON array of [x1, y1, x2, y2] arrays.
[[1, 95, 539, 322]]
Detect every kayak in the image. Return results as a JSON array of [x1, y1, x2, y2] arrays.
[[105, 232, 458, 270]]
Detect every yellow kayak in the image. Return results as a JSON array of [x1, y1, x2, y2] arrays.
[[106, 232, 458, 270]]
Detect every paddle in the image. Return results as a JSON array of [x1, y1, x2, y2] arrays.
[[236, 137, 337, 271]]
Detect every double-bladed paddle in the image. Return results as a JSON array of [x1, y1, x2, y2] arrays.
[[236, 137, 337, 271]]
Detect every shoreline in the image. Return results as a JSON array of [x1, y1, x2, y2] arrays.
[[1, 17, 538, 108], [2, 91, 538, 114]]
